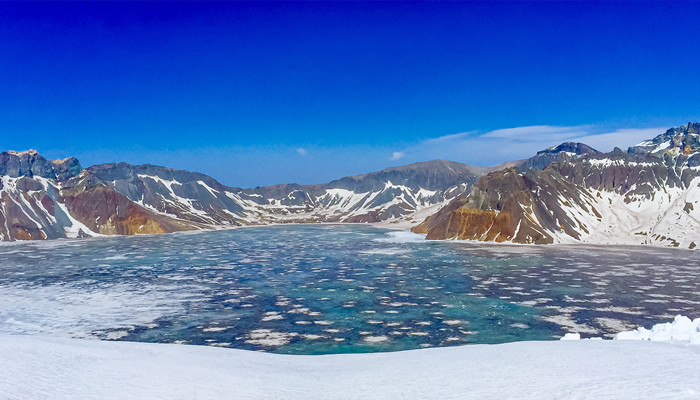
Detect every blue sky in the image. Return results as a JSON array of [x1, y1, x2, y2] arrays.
[[2, 1, 700, 187]]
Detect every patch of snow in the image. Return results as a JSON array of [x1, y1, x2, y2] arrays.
[[560, 333, 581, 340], [615, 315, 700, 344], [548, 177, 700, 249], [652, 140, 672, 153], [197, 181, 220, 197]]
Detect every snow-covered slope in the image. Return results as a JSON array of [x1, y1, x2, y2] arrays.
[[416, 123, 700, 249], [1, 317, 698, 400]]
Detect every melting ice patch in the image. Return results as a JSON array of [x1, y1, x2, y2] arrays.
[[100, 254, 130, 261], [373, 231, 425, 243], [245, 329, 298, 346], [0, 283, 199, 339], [359, 248, 410, 255]]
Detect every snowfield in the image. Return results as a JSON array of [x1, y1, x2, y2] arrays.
[[1, 317, 699, 400]]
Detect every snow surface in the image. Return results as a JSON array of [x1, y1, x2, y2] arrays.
[[1, 333, 699, 399], [0, 316, 698, 399], [615, 315, 700, 344]]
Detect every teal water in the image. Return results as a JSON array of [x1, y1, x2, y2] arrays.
[[0, 225, 698, 354]]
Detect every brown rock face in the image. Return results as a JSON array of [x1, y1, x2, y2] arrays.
[[452, 208, 511, 242], [416, 167, 599, 244], [345, 211, 381, 223], [0, 191, 53, 240], [411, 197, 466, 237], [114, 204, 167, 235], [61, 180, 192, 236]]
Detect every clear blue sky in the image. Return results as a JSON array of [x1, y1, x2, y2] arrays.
[[2, 1, 700, 187]]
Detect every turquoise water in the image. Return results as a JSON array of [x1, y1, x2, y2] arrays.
[[0, 225, 698, 354]]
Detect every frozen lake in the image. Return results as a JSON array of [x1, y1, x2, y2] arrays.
[[0, 224, 698, 354]]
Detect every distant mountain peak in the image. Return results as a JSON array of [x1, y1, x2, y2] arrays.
[[6, 149, 39, 156], [517, 142, 600, 172], [539, 142, 601, 156], [629, 122, 700, 156], [0, 149, 83, 180]]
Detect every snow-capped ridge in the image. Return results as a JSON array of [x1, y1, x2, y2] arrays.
[[4, 122, 700, 245]]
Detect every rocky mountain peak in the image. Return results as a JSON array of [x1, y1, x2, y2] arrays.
[[0, 150, 84, 181], [0, 150, 56, 179], [685, 122, 700, 135], [51, 157, 84, 181], [518, 142, 600, 172], [629, 122, 700, 156], [538, 142, 601, 156]]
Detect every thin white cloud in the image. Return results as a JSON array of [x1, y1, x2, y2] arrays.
[[389, 151, 405, 160], [575, 128, 666, 151], [423, 131, 474, 144], [392, 124, 668, 167], [481, 125, 590, 141], [296, 148, 308, 156]]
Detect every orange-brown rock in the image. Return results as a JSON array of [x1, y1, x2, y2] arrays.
[[61, 179, 193, 236], [451, 208, 516, 242], [412, 196, 466, 238], [416, 167, 589, 244]]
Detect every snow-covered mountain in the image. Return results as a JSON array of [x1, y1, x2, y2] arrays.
[[88, 159, 489, 226], [0, 153, 499, 240], [0, 151, 195, 240], [3, 122, 699, 248], [414, 122, 700, 249]]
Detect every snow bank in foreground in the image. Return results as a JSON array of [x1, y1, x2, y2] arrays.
[[615, 315, 700, 344], [1, 334, 699, 400], [559, 315, 700, 344]]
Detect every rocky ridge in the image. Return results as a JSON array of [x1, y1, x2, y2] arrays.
[[3, 122, 699, 248], [0, 153, 498, 241], [413, 123, 700, 249]]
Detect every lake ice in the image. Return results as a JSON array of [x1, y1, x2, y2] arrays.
[[0, 224, 698, 354]]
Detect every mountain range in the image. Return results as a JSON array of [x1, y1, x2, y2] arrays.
[[1, 122, 698, 249]]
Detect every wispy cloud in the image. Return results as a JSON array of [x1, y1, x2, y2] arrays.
[[392, 124, 667, 167], [296, 147, 308, 156], [575, 128, 666, 150], [481, 125, 591, 142], [423, 131, 474, 144], [389, 151, 405, 160]]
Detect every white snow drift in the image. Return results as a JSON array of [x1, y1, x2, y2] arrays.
[[0, 317, 699, 399]]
